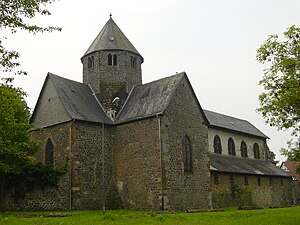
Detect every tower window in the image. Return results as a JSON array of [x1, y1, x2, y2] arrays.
[[228, 137, 236, 156], [88, 56, 94, 68], [108, 53, 117, 66], [113, 54, 117, 65], [131, 56, 137, 68], [45, 138, 54, 165], [241, 141, 247, 157], [213, 135, 222, 154], [183, 135, 192, 173], [91, 56, 94, 67], [108, 54, 112, 65], [253, 143, 260, 159]]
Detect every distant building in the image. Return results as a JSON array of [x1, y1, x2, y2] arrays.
[[281, 161, 300, 205], [4, 16, 293, 211]]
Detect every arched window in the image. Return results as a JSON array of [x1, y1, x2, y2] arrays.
[[183, 135, 192, 173], [228, 138, 236, 156], [241, 141, 247, 158], [88, 57, 92, 68], [113, 54, 117, 65], [108, 53, 117, 66], [45, 138, 54, 165], [213, 135, 222, 154], [108, 53, 112, 65], [253, 143, 260, 159], [91, 56, 94, 67], [131, 56, 137, 68]]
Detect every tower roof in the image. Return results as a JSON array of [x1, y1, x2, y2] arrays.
[[83, 17, 143, 61]]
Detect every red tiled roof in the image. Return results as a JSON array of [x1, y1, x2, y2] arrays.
[[282, 161, 300, 181]]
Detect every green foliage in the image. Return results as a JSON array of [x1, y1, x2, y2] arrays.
[[5, 163, 65, 200], [0, 82, 37, 175], [1, 207, 300, 225], [280, 139, 300, 161], [256, 25, 300, 135], [0, 0, 61, 75], [280, 139, 300, 174], [0, 82, 64, 208]]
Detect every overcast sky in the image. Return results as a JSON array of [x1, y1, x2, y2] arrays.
[[3, 0, 300, 162]]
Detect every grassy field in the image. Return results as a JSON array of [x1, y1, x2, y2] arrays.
[[0, 206, 299, 225]]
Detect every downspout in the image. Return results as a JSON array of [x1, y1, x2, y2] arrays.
[[102, 121, 105, 212], [156, 112, 164, 211], [69, 119, 75, 210], [88, 84, 107, 212]]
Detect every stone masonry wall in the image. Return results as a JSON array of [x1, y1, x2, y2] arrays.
[[4, 122, 72, 210], [113, 118, 161, 210], [162, 76, 211, 211], [211, 172, 293, 208], [71, 121, 113, 210]]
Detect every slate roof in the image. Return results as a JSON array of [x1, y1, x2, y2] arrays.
[[83, 18, 143, 61], [33, 73, 112, 124], [115, 72, 185, 124], [210, 153, 291, 177], [203, 109, 268, 139]]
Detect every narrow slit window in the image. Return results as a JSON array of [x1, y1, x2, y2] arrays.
[[88, 57, 92, 68], [241, 141, 248, 158], [253, 143, 260, 159], [108, 54, 112, 65], [91, 56, 94, 67], [113, 54, 117, 65], [183, 135, 192, 173], [45, 138, 54, 165], [228, 138, 236, 156]]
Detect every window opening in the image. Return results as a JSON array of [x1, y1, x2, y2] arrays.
[[45, 138, 54, 165], [228, 137, 236, 156], [253, 143, 260, 159], [108, 53, 112, 65], [213, 135, 222, 154], [113, 54, 117, 65], [241, 141, 248, 157], [183, 135, 192, 173]]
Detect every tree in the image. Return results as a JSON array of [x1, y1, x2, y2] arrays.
[[0, 83, 37, 174], [256, 25, 300, 161], [0, 82, 64, 210], [0, 0, 62, 210], [0, 0, 61, 75]]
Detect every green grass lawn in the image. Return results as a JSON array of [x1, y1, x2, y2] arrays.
[[0, 206, 299, 225]]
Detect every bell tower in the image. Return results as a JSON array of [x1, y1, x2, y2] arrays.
[[81, 15, 143, 114]]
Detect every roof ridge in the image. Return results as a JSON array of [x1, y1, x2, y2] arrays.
[[48, 72, 84, 86], [203, 109, 248, 122], [204, 109, 268, 139], [114, 72, 186, 124], [141, 72, 185, 87]]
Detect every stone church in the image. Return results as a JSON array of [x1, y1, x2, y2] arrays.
[[5, 16, 293, 211]]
